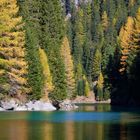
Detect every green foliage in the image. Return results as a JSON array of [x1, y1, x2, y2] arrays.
[[96, 72, 104, 101], [83, 75, 90, 97], [41, 0, 67, 101], [104, 88, 110, 100], [1, 0, 139, 104], [92, 49, 102, 80], [19, 0, 44, 100]]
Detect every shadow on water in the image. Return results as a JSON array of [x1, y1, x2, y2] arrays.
[[0, 104, 140, 140]]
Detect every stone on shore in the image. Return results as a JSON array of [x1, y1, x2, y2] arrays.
[[1, 99, 18, 110], [0, 107, 5, 111], [0, 99, 56, 111], [25, 101, 56, 111], [72, 95, 96, 104], [60, 99, 78, 111]]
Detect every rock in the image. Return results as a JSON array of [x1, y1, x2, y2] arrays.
[[25, 101, 56, 111], [96, 99, 111, 104], [60, 99, 78, 111], [72, 95, 96, 104], [26, 101, 34, 110], [14, 105, 27, 111], [0, 107, 5, 111], [0, 100, 56, 111], [52, 100, 60, 110], [1, 99, 18, 110]]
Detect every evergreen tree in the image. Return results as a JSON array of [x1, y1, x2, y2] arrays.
[[18, 0, 44, 100], [115, 0, 128, 32], [41, 0, 67, 100], [91, 0, 103, 46]]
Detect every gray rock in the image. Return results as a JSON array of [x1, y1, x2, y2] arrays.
[[0, 107, 5, 111], [1, 99, 18, 110], [25, 101, 56, 111], [0, 100, 56, 111], [60, 99, 78, 111], [14, 105, 27, 111]]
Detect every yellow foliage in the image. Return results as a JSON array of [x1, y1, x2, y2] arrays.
[[119, 17, 134, 73], [0, 0, 29, 96], [83, 75, 90, 97], [39, 48, 54, 98], [97, 72, 104, 89], [61, 36, 76, 98], [0, 69, 5, 76], [129, 0, 135, 7], [102, 11, 108, 31], [8, 72, 27, 85], [133, 8, 140, 51]]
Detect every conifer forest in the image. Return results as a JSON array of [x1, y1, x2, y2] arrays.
[[0, 0, 140, 106]]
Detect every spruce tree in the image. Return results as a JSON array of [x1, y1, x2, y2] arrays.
[[18, 0, 44, 100], [41, 0, 67, 101]]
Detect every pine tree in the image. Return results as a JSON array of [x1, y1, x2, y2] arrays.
[[61, 36, 76, 98], [91, 0, 103, 46], [41, 0, 67, 101], [18, 0, 44, 100], [115, 0, 128, 32], [0, 0, 29, 98]]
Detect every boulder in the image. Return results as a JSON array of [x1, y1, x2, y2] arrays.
[[25, 101, 56, 111], [14, 105, 27, 111], [0, 100, 56, 111], [60, 99, 78, 111], [1, 99, 18, 110], [0, 107, 5, 111]]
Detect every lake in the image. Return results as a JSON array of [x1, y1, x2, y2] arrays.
[[0, 104, 140, 140]]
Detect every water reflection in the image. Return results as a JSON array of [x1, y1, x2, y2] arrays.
[[0, 104, 140, 140], [77, 103, 111, 112]]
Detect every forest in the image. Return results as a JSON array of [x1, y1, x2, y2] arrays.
[[0, 0, 140, 106]]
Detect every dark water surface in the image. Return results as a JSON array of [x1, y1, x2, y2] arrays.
[[0, 104, 140, 140]]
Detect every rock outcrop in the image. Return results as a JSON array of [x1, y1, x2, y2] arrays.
[[0, 100, 56, 111], [59, 99, 78, 111]]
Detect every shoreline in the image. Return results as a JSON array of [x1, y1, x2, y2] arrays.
[[0, 98, 111, 112]]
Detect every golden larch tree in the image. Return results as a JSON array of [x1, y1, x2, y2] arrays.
[[119, 16, 134, 73], [61, 36, 76, 98], [39, 48, 54, 100], [132, 8, 140, 50], [101, 11, 109, 31], [0, 0, 29, 98]]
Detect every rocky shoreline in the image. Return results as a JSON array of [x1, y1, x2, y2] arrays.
[[0, 97, 111, 111], [0, 99, 79, 111], [0, 100, 56, 111]]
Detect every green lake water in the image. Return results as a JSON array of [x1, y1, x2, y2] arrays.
[[0, 104, 140, 140]]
